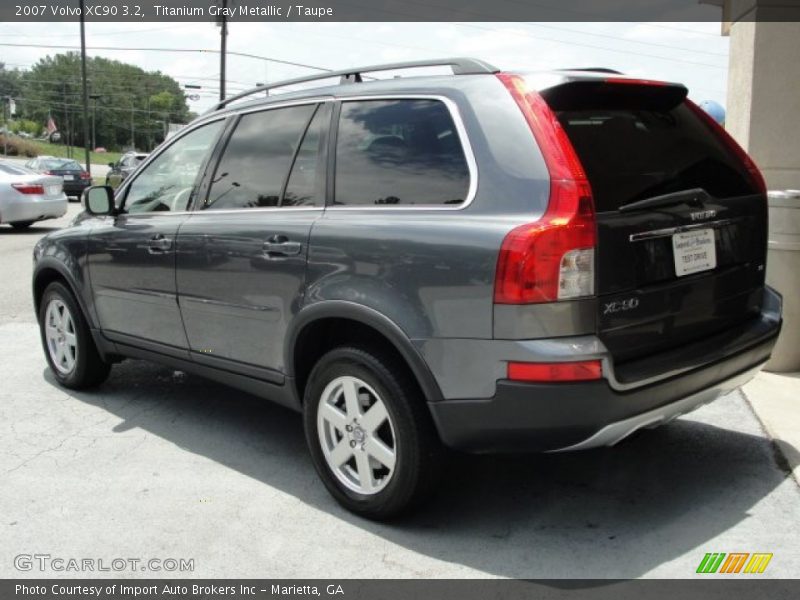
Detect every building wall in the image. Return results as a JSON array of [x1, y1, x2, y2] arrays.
[[726, 19, 800, 189]]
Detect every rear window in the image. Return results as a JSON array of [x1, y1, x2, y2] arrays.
[[334, 99, 470, 206], [43, 159, 81, 171], [544, 83, 757, 212]]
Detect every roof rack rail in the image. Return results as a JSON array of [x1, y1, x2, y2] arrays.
[[560, 67, 623, 74], [210, 57, 499, 112]]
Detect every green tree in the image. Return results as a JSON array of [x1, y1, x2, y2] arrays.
[[13, 53, 190, 152]]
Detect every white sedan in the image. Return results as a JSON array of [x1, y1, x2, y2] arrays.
[[0, 161, 68, 230]]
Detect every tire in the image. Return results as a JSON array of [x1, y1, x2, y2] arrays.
[[303, 345, 443, 519], [38, 281, 111, 389], [10, 221, 34, 230]]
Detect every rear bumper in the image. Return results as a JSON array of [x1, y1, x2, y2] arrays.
[[62, 181, 91, 195], [427, 287, 782, 453], [0, 195, 68, 224]]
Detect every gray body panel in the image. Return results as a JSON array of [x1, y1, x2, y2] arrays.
[[31, 65, 782, 453]]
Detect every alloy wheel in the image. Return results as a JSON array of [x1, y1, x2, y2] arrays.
[[44, 298, 78, 375], [317, 375, 397, 495]]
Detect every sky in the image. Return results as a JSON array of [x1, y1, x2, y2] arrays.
[[0, 21, 730, 116]]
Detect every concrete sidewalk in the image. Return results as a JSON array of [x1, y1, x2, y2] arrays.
[[744, 371, 800, 485]]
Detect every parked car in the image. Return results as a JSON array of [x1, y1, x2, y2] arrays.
[[0, 161, 67, 230], [105, 152, 148, 189], [24, 157, 91, 200], [32, 59, 782, 519]]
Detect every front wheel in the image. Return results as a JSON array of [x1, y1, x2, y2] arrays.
[[303, 346, 443, 519], [38, 281, 111, 389]]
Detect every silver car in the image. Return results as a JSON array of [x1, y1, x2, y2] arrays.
[[0, 161, 68, 230]]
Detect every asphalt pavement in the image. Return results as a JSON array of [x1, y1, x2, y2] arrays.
[[1, 205, 799, 579]]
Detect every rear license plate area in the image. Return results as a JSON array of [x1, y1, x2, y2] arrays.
[[672, 229, 716, 276]]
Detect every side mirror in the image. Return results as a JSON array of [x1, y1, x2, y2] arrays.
[[108, 162, 115, 168], [83, 186, 116, 216]]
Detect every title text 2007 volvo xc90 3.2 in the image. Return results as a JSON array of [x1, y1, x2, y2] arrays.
[[32, 59, 782, 519]]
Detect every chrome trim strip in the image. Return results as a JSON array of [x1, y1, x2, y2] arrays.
[[628, 219, 736, 242], [188, 206, 323, 216], [550, 361, 766, 452]]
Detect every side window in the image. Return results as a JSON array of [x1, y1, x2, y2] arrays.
[[334, 99, 470, 206], [283, 104, 330, 207], [205, 104, 316, 210], [125, 120, 223, 214]]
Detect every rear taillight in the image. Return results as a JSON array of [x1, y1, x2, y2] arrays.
[[80, 171, 91, 180], [11, 183, 45, 195], [507, 360, 602, 382], [685, 99, 767, 195], [495, 73, 596, 304], [43, 170, 55, 175]]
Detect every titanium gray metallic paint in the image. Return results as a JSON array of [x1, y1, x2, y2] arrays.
[[31, 66, 783, 455]]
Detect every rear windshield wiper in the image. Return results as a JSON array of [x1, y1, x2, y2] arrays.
[[618, 188, 710, 213]]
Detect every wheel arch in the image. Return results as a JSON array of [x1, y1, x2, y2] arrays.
[[33, 260, 94, 328], [286, 301, 444, 405]]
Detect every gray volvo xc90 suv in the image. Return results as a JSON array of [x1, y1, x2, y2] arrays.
[[33, 59, 782, 518]]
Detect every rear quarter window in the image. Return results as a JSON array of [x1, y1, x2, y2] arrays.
[[334, 99, 470, 207]]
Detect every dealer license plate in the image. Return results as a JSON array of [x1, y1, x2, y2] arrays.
[[672, 229, 716, 277]]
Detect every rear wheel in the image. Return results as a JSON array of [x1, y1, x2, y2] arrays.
[[10, 221, 34, 230], [38, 281, 111, 389], [303, 346, 443, 519]]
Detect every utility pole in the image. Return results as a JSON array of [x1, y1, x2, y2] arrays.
[[79, 0, 91, 175], [3, 96, 8, 156], [130, 99, 135, 150], [219, 0, 227, 101], [63, 82, 71, 158], [89, 93, 100, 151]]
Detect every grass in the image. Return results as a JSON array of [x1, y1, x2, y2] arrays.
[[29, 140, 123, 165]]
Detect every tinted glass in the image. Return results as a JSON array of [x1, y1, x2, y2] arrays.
[[43, 159, 81, 171], [334, 99, 470, 206], [548, 86, 757, 212], [125, 120, 223, 214], [205, 104, 316, 210], [283, 104, 329, 207]]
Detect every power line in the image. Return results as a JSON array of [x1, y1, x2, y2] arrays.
[[0, 42, 334, 72]]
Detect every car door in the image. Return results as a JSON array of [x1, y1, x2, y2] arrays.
[[87, 119, 226, 354], [176, 102, 330, 378]]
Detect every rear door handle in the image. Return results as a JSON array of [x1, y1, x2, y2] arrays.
[[147, 234, 173, 254], [263, 235, 302, 257]]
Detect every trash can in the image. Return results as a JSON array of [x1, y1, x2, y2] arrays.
[[765, 189, 800, 372]]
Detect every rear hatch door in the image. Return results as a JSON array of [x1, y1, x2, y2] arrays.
[[542, 79, 767, 367]]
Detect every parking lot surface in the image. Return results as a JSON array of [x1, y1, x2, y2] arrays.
[[2, 206, 799, 578]]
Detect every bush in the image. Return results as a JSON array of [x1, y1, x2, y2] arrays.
[[9, 119, 42, 137], [0, 135, 40, 157]]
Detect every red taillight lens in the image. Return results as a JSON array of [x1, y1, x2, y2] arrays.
[[507, 360, 602, 383], [685, 99, 767, 195], [43, 170, 55, 175], [11, 183, 45, 195], [495, 73, 596, 304], [80, 171, 91, 180]]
